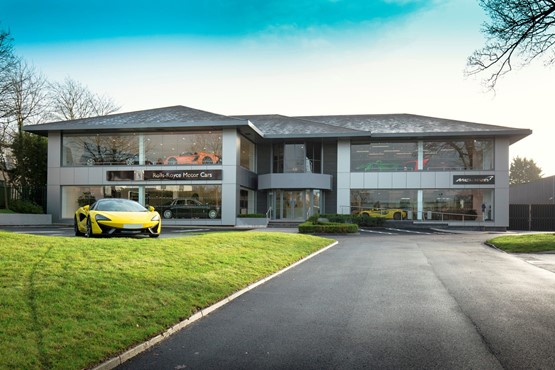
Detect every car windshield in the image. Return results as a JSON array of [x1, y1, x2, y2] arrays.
[[92, 199, 147, 212]]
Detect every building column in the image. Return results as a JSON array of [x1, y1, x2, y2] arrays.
[[221, 128, 239, 225], [337, 139, 351, 214]]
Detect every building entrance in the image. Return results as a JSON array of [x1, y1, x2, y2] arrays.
[[268, 190, 321, 220]]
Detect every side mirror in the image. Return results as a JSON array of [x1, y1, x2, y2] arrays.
[[148, 206, 155, 212]]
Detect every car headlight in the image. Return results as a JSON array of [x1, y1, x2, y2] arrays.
[[151, 214, 160, 221], [95, 214, 112, 222]]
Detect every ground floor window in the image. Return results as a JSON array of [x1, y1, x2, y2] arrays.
[[62, 185, 222, 220], [267, 189, 321, 220], [350, 189, 494, 221], [239, 188, 256, 215]]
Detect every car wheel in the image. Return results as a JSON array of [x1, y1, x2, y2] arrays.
[[167, 157, 177, 165], [208, 209, 218, 219], [393, 212, 401, 220], [202, 156, 213, 164], [74, 217, 84, 236], [163, 210, 173, 219], [84, 217, 93, 238]]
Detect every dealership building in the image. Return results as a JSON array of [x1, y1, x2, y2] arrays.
[[24, 105, 531, 228]]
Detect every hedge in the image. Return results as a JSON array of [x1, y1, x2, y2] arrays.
[[319, 214, 385, 227], [298, 221, 358, 234]]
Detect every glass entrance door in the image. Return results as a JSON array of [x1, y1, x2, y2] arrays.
[[268, 190, 321, 220]]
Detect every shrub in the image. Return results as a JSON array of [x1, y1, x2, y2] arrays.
[[9, 199, 44, 214], [319, 214, 385, 227], [298, 221, 358, 234]]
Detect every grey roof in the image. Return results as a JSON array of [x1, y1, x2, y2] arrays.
[[24, 105, 248, 135], [298, 114, 531, 141], [234, 114, 367, 138], [23, 105, 531, 143]]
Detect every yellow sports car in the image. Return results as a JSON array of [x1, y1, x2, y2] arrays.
[[74, 198, 161, 238], [355, 208, 408, 220]]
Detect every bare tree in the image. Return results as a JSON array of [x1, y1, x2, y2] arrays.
[[0, 29, 17, 208], [467, 0, 555, 90], [48, 77, 120, 121], [6, 61, 49, 134], [0, 27, 17, 119]]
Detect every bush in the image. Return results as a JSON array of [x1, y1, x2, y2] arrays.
[[319, 214, 385, 227], [237, 213, 266, 218], [298, 221, 358, 234], [9, 199, 44, 214]]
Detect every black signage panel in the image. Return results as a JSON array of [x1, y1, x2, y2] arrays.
[[106, 171, 135, 181], [453, 175, 495, 185], [144, 170, 222, 181]]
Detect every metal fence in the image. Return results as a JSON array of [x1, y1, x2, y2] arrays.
[[509, 204, 555, 231], [0, 185, 47, 212]]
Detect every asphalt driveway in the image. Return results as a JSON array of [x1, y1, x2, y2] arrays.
[[116, 232, 555, 369]]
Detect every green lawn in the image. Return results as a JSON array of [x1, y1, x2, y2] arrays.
[[0, 231, 332, 370], [487, 233, 555, 253], [0, 208, 14, 214]]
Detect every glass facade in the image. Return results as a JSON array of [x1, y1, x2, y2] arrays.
[[240, 136, 256, 171], [62, 131, 222, 167], [62, 185, 222, 219], [351, 139, 494, 172], [272, 142, 322, 173], [351, 189, 494, 221]]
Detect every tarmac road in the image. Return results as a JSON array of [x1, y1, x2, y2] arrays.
[[116, 232, 555, 369]]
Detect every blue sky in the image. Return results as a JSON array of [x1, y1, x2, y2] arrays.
[[1, 0, 554, 176], [4, 0, 429, 43]]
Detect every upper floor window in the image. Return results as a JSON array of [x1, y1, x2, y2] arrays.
[[273, 142, 322, 173], [351, 142, 418, 172], [351, 139, 494, 172], [423, 139, 493, 171], [62, 131, 222, 166], [240, 135, 256, 171]]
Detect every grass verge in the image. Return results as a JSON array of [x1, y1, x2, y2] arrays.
[[487, 233, 555, 253], [0, 231, 332, 369], [0, 208, 15, 214]]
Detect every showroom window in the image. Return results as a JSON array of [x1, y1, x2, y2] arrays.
[[145, 185, 221, 220], [423, 139, 494, 171], [351, 142, 419, 172], [422, 189, 494, 221], [62, 186, 139, 218], [351, 189, 418, 217], [62, 131, 222, 167]]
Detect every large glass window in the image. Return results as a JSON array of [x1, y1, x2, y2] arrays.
[[61, 185, 139, 218], [351, 142, 419, 172], [351, 189, 418, 217], [350, 189, 494, 221], [272, 142, 322, 173], [422, 189, 494, 221], [240, 136, 256, 171], [351, 139, 494, 172], [423, 139, 493, 171], [62, 185, 222, 220], [62, 131, 222, 167], [146, 185, 221, 219]]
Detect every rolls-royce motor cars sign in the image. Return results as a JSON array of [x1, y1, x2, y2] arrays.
[[144, 170, 222, 181], [453, 175, 495, 185], [107, 170, 222, 181]]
